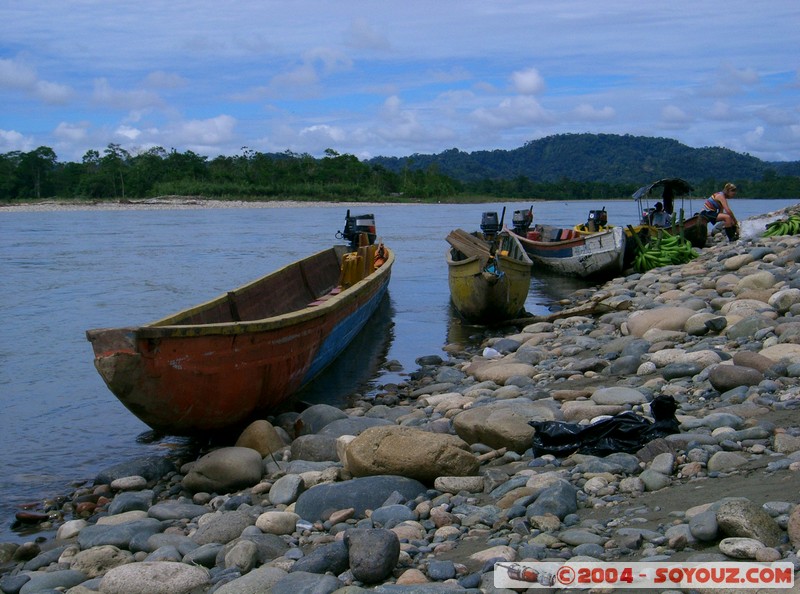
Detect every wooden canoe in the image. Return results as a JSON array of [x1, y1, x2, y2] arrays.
[[446, 229, 533, 324], [511, 225, 626, 279], [86, 243, 394, 436], [623, 213, 708, 267]]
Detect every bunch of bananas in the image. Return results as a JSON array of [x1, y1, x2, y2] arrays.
[[763, 214, 800, 237], [633, 233, 698, 273]]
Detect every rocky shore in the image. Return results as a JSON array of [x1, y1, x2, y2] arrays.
[[3, 206, 800, 594]]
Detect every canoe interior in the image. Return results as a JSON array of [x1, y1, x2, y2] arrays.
[[151, 245, 349, 327]]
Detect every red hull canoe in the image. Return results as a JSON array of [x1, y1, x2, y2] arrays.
[[87, 244, 393, 435]]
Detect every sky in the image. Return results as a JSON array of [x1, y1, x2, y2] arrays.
[[1, 1, 799, 164]]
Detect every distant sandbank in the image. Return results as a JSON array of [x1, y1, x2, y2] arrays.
[[0, 196, 416, 212]]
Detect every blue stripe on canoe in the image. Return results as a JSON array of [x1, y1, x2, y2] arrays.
[[301, 281, 389, 385]]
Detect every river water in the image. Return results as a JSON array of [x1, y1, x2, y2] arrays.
[[0, 197, 795, 541]]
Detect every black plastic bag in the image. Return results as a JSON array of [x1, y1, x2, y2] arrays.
[[529, 395, 680, 457]]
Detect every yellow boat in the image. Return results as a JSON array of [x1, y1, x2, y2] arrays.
[[446, 212, 532, 324]]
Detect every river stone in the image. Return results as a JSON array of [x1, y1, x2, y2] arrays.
[[774, 433, 800, 454], [345, 425, 478, 481], [626, 306, 696, 338], [57, 519, 88, 540], [110, 475, 148, 491], [108, 490, 154, 515], [689, 509, 718, 541], [267, 571, 342, 594], [289, 540, 349, 575], [721, 298, 776, 319], [434, 476, 485, 493], [294, 475, 426, 523], [769, 288, 800, 313], [706, 451, 749, 472], [723, 253, 754, 270], [560, 401, 625, 422], [213, 566, 287, 594], [708, 364, 763, 392], [736, 271, 777, 292], [452, 400, 554, 453], [255, 511, 299, 535], [147, 502, 209, 521], [98, 561, 209, 594], [144, 534, 196, 556], [290, 434, 340, 462], [719, 537, 766, 559], [71, 545, 133, 578], [345, 528, 400, 584], [317, 416, 393, 437], [558, 529, 605, 546], [787, 505, 800, 547], [590, 386, 646, 406], [684, 313, 722, 336], [182, 447, 263, 494], [95, 456, 176, 485], [716, 499, 783, 547], [235, 420, 286, 457], [268, 474, 305, 506], [726, 316, 775, 340], [465, 361, 536, 384], [732, 350, 776, 373], [760, 343, 800, 365], [525, 480, 577, 520], [224, 539, 258, 573], [294, 403, 349, 436], [191, 510, 255, 545], [18, 570, 87, 594], [77, 518, 163, 550]]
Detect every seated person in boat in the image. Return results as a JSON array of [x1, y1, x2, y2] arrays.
[[649, 202, 671, 227]]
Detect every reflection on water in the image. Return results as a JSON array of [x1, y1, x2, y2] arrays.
[[529, 270, 601, 310], [290, 292, 395, 409]]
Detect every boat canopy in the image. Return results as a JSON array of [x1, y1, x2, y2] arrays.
[[632, 178, 694, 200]]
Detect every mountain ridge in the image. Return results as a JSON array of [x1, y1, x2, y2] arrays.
[[367, 133, 800, 184]]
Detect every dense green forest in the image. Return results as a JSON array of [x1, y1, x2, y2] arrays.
[[2, 134, 799, 203]]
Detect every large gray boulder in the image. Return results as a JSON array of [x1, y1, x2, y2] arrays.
[[182, 447, 263, 494], [294, 475, 426, 523], [344, 425, 478, 482]]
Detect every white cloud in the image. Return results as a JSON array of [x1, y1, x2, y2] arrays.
[[144, 71, 188, 89], [299, 124, 346, 143], [571, 103, 615, 121], [92, 78, 163, 110], [0, 57, 72, 104], [511, 67, 545, 95], [0, 129, 33, 152], [471, 96, 553, 129], [660, 105, 693, 127], [345, 17, 390, 51], [115, 125, 142, 141], [54, 122, 89, 142], [0, 58, 38, 88], [170, 115, 237, 145]]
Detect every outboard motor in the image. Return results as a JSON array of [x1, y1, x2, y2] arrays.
[[586, 208, 608, 232], [339, 210, 376, 249], [480, 211, 500, 238], [512, 209, 533, 235]]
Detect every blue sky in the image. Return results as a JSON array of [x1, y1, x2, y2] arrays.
[[1, 1, 799, 163]]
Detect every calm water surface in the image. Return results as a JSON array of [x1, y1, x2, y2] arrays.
[[0, 198, 795, 541]]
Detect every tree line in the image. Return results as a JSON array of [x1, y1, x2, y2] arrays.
[[2, 144, 799, 204]]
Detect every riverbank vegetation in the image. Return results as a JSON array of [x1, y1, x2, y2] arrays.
[[2, 137, 799, 204]]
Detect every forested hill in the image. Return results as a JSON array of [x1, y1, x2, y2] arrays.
[[368, 133, 800, 184]]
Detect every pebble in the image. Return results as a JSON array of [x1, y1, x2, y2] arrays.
[[3, 207, 800, 592]]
